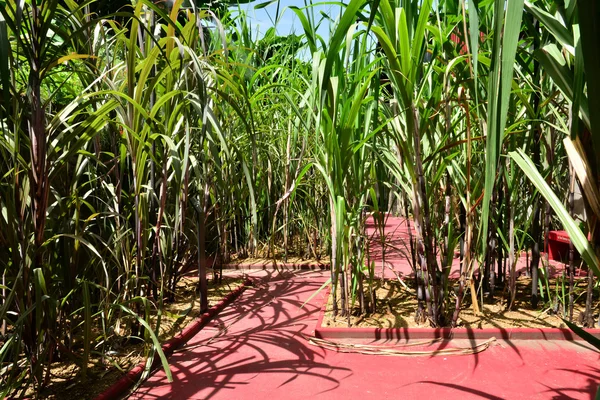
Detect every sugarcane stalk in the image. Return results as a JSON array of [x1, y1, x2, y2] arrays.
[[452, 89, 479, 326], [529, 18, 542, 308], [568, 162, 576, 321]]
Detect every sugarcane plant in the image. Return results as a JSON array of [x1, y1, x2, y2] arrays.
[[2, 0, 600, 396]]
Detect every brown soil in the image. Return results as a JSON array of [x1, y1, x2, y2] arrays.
[[220, 238, 330, 267], [21, 275, 244, 400], [224, 255, 330, 268], [322, 277, 595, 330]]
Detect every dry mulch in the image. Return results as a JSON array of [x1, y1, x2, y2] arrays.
[[322, 277, 594, 330]]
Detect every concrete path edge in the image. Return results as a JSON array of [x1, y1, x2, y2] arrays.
[[314, 286, 600, 341], [93, 278, 251, 400]]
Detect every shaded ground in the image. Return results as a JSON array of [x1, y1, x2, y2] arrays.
[[27, 276, 244, 400], [132, 269, 600, 400], [322, 278, 593, 329]]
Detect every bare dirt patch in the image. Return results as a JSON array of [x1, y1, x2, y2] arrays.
[[322, 277, 593, 329]]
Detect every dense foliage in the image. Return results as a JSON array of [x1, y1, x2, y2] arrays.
[[1, 0, 599, 396]]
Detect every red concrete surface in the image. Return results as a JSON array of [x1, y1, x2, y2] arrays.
[[96, 281, 249, 400], [131, 270, 600, 400]]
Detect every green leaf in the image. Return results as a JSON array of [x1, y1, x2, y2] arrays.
[[300, 277, 332, 309], [481, 0, 524, 258], [113, 303, 173, 382], [509, 149, 600, 276], [525, 1, 574, 49], [0, 13, 9, 116], [290, 6, 317, 54], [468, 0, 479, 92], [322, 0, 365, 91], [578, 0, 600, 160], [255, 0, 277, 10], [563, 318, 600, 351], [411, 0, 433, 73]]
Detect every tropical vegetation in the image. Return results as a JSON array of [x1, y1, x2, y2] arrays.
[[1, 0, 599, 396]]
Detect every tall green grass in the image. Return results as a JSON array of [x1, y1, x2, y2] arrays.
[[0, 0, 597, 396]]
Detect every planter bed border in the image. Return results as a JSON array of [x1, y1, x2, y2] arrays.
[[314, 287, 600, 341], [222, 262, 329, 271], [94, 278, 251, 400]]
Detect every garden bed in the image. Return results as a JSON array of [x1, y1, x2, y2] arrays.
[[15, 276, 245, 400], [317, 278, 600, 340], [222, 256, 329, 270]]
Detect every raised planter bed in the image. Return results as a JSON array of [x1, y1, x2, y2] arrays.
[[222, 259, 329, 271], [313, 287, 600, 341]]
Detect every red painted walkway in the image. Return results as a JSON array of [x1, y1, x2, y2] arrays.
[[132, 269, 600, 399]]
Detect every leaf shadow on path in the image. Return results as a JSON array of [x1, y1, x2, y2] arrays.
[[131, 270, 352, 399]]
